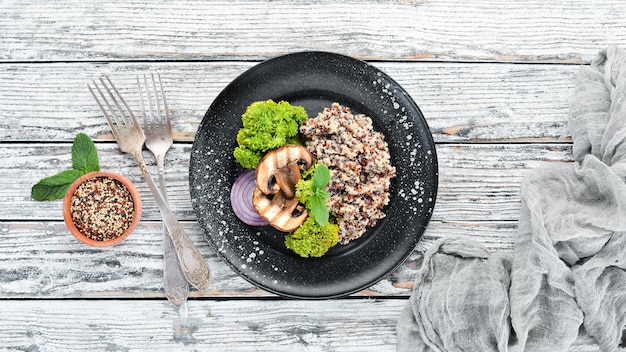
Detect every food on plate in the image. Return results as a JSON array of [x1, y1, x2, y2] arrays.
[[251, 145, 311, 232], [231, 100, 395, 257], [287, 162, 336, 257], [230, 170, 269, 226], [295, 162, 331, 226], [300, 103, 396, 244], [284, 216, 339, 258], [252, 187, 307, 232], [233, 99, 309, 169], [255, 144, 312, 198]]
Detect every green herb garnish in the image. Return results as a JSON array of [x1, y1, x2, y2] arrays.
[[31, 133, 100, 201], [71, 133, 100, 174], [295, 163, 331, 226], [233, 99, 309, 169]]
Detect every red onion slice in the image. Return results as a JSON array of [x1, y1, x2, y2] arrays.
[[230, 170, 269, 226]]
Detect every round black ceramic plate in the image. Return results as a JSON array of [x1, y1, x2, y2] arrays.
[[189, 52, 438, 299]]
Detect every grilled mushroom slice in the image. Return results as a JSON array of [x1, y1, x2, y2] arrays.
[[255, 144, 313, 199], [252, 187, 307, 232]]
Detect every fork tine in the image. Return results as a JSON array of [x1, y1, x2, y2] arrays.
[[157, 73, 171, 126], [137, 74, 158, 129], [151, 73, 164, 123], [137, 75, 149, 126], [138, 73, 171, 128], [88, 81, 121, 134], [148, 74, 160, 122], [142, 74, 157, 128], [100, 76, 136, 128]]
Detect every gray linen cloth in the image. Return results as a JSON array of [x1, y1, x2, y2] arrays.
[[397, 47, 626, 352]]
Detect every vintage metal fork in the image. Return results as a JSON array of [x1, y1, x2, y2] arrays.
[[88, 75, 210, 292], [137, 73, 190, 307]]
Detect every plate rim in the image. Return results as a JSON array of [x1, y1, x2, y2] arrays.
[[189, 51, 438, 299]]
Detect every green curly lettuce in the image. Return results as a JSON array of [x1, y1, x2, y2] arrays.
[[234, 99, 308, 169], [285, 216, 339, 258]]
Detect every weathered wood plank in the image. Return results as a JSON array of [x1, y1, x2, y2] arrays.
[[0, 0, 623, 63], [0, 299, 603, 351], [435, 143, 574, 220], [0, 61, 577, 142], [1, 1, 619, 351], [0, 143, 572, 222], [0, 220, 518, 298]]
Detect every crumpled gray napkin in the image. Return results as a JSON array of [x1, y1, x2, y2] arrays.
[[397, 46, 626, 352], [397, 238, 512, 351]]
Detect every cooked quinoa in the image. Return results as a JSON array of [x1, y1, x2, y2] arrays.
[[300, 103, 396, 244]]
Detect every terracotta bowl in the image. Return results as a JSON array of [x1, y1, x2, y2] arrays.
[[63, 171, 142, 247]]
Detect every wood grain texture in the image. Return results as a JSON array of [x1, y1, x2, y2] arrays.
[[0, 299, 603, 352], [0, 0, 624, 63], [0, 220, 519, 298], [0, 143, 573, 222], [2, 1, 622, 350], [0, 61, 579, 143]]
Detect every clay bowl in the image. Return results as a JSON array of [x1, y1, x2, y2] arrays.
[[63, 171, 142, 247]]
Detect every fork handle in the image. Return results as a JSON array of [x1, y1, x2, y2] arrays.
[[157, 158, 190, 306], [133, 151, 211, 292]]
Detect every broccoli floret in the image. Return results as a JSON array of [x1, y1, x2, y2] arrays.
[[285, 216, 339, 258], [234, 100, 309, 168], [295, 178, 314, 208], [233, 146, 262, 169], [295, 162, 322, 209]]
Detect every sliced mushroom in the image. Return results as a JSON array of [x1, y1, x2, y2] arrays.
[[273, 161, 302, 199], [255, 144, 313, 198], [252, 187, 307, 232]]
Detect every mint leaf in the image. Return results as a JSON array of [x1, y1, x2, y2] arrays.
[[316, 188, 331, 201], [310, 195, 329, 226], [31, 169, 84, 201], [31, 133, 101, 201], [306, 163, 332, 226], [72, 133, 100, 174], [312, 163, 330, 190]]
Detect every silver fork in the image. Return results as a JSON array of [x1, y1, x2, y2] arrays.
[[137, 73, 190, 307], [88, 75, 210, 292]]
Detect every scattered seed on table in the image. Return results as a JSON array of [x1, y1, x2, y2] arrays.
[[70, 176, 134, 241]]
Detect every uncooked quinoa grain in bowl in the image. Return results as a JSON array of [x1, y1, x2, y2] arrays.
[[63, 171, 142, 247]]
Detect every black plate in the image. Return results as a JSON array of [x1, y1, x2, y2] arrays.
[[189, 52, 438, 299]]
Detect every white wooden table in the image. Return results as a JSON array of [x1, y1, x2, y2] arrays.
[[1, 1, 624, 350]]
